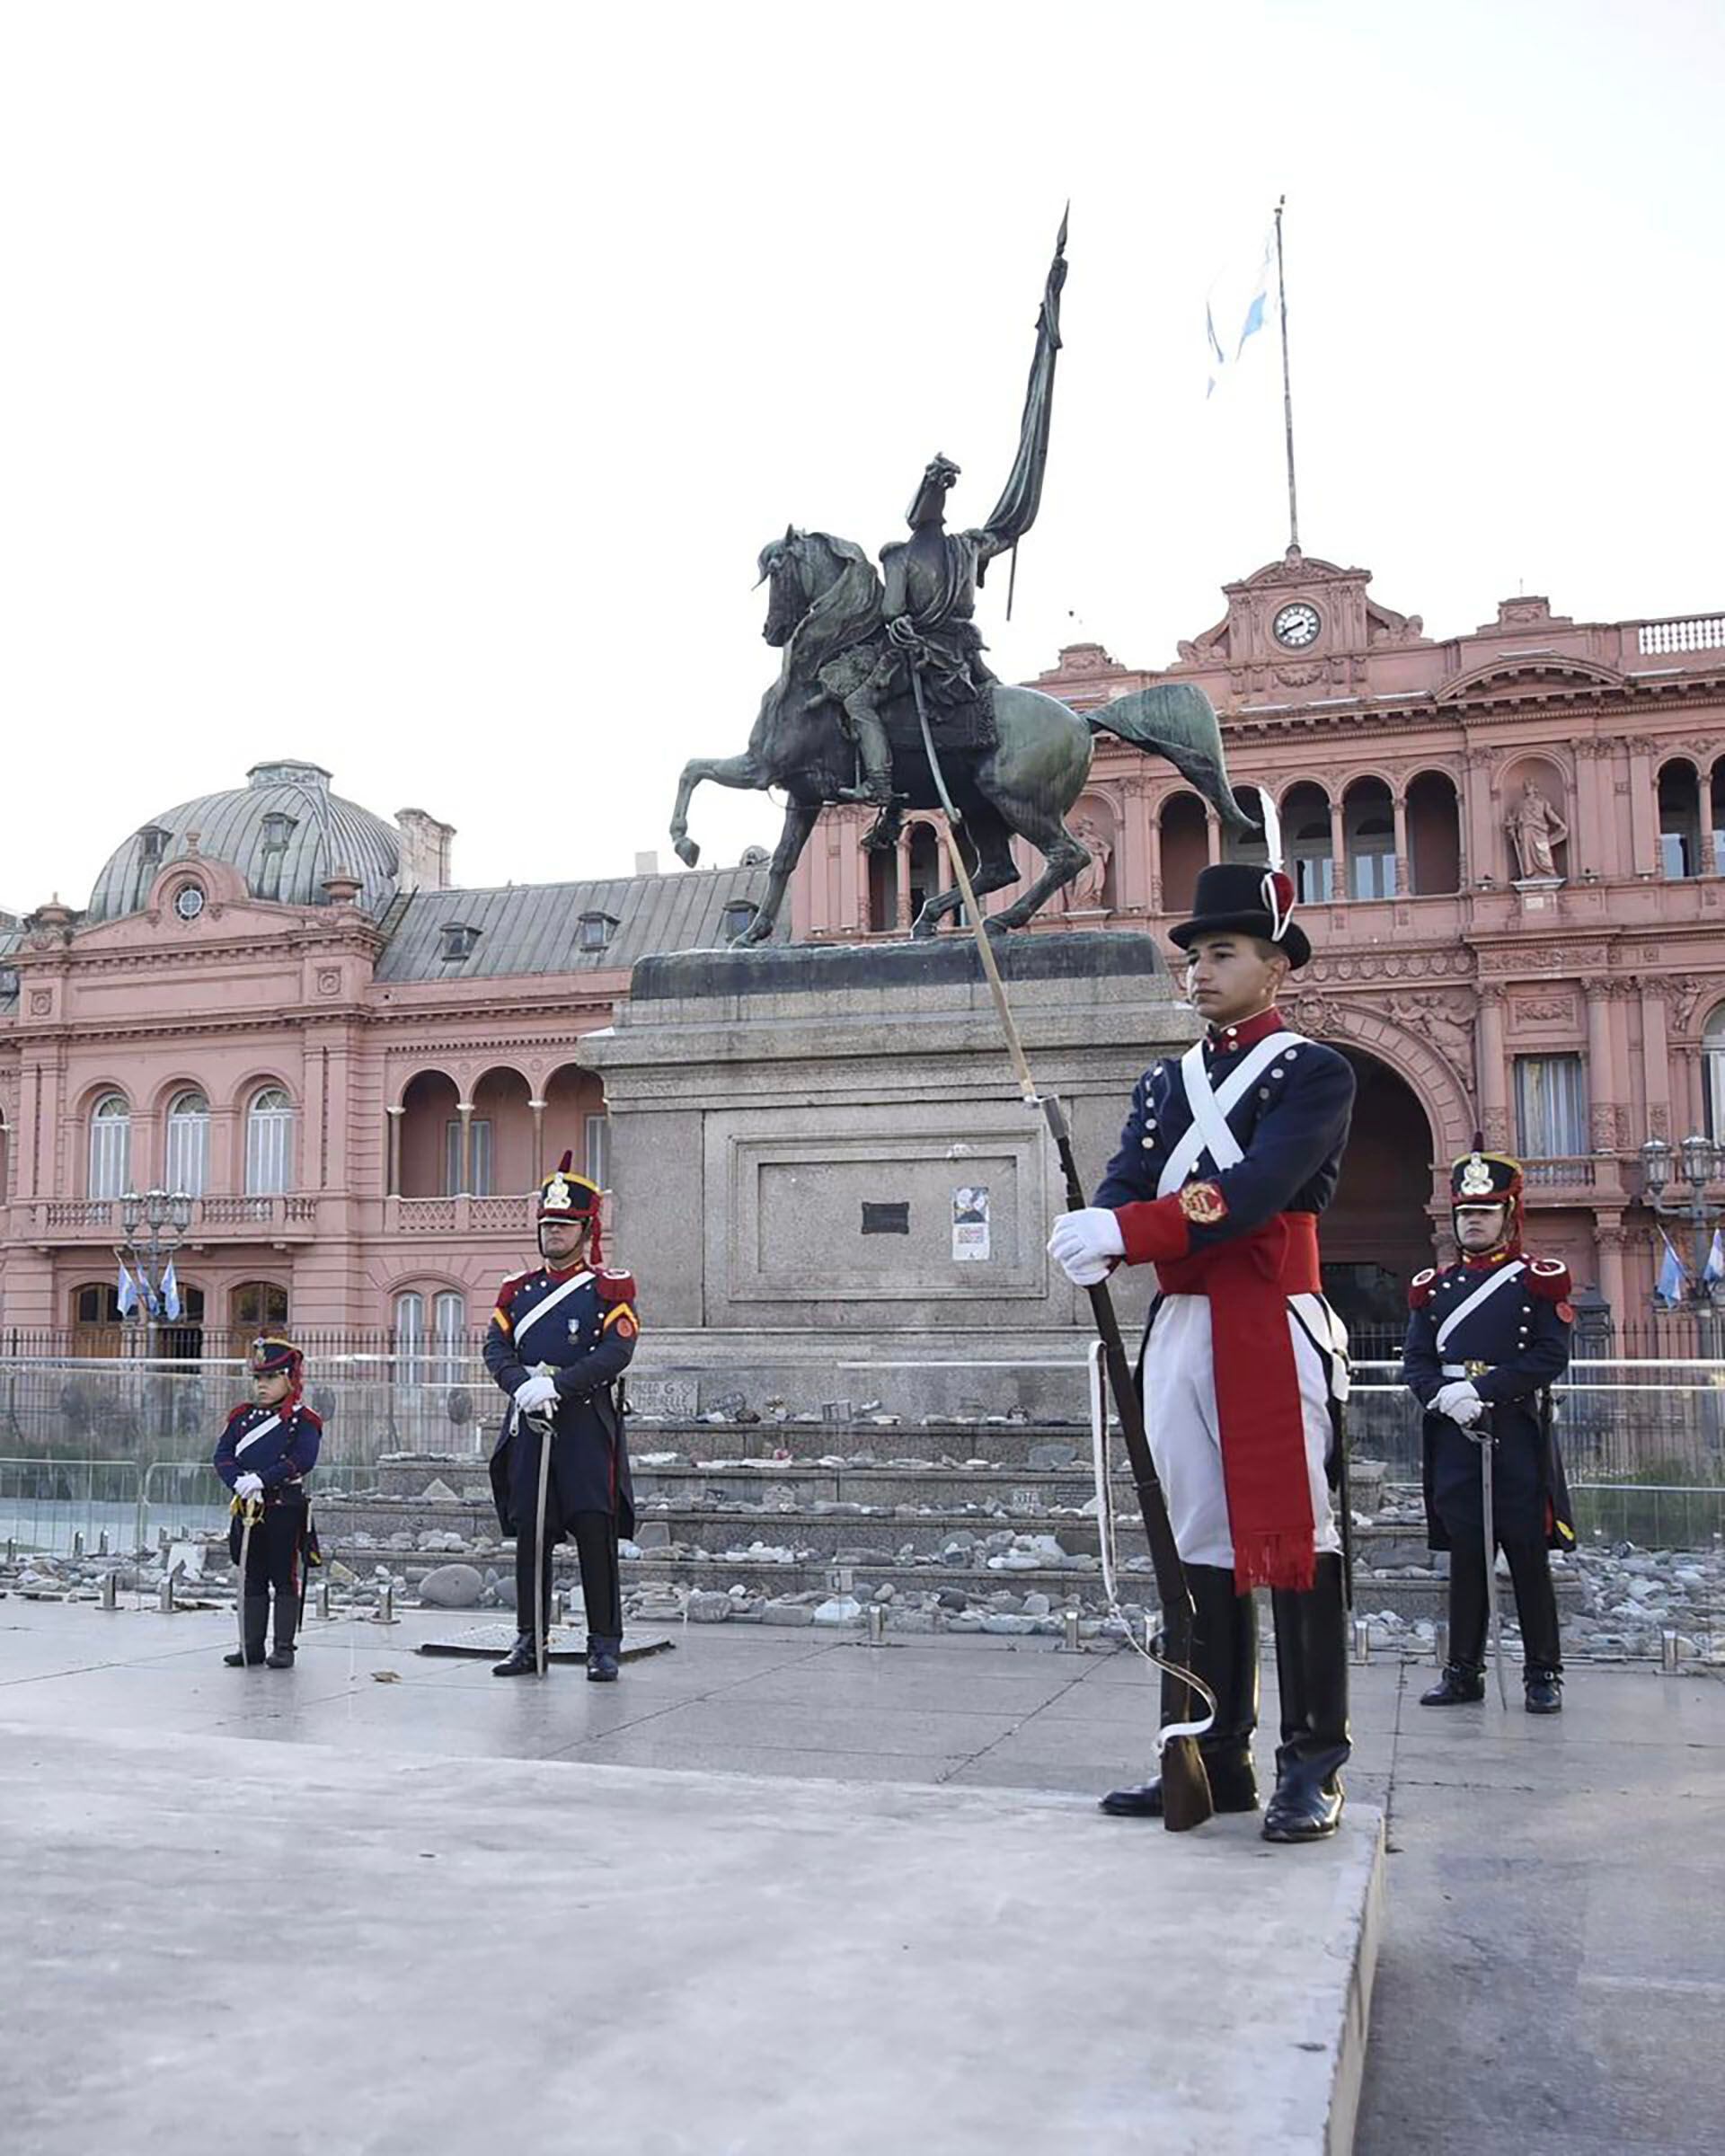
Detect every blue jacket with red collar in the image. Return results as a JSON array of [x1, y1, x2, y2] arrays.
[[213, 1399, 322, 1497], [1094, 1005, 1355, 1264]]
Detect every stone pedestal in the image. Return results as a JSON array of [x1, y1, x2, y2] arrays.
[[1512, 873, 1564, 915], [585, 933, 1198, 1420]]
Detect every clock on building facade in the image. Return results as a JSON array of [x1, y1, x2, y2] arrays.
[[1271, 600, 1322, 649]]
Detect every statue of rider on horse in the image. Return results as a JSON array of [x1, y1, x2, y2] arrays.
[[671, 215, 1254, 942]]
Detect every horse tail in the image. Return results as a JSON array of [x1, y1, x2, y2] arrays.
[[1087, 684, 1255, 834]]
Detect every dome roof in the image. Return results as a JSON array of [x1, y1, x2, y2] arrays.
[[86, 761, 401, 922]]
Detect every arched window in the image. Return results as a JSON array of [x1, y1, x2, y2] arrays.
[[1283, 783, 1334, 905], [1157, 792, 1208, 915], [231, 1280, 289, 1339], [1344, 781, 1396, 901], [1705, 1006, 1725, 1141], [245, 1088, 294, 1195], [432, 1290, 466, 1381], [165, 1089, 210, 1196], [1222, 786, 1269, 870], [88, 1094, 131, 1199], [1406, 771, 1462, 895], [1659, 760, 1703, 879], [394, 1290, 426, 1384]]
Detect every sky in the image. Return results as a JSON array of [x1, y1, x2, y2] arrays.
[[3, 0, 1721, 915]]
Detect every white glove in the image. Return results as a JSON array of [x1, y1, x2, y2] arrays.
[[514, 1371, 559, 1414], [1048, 1207, 1126, 1287], [234, 1472, 263, 1501], [1432, 1381, 1483, 1427]]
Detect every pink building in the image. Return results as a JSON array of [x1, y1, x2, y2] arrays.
[[0, 761, 768, 1353], [791, 551, 1725, 1332]]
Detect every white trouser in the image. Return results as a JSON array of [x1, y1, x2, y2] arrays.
[[1143, 1292, 1345, 1571]]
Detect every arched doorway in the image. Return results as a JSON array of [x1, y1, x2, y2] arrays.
[[1321, 1048, 1438, 1354]]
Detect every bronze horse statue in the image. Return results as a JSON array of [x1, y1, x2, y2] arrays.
[[670, 527, 1255, 942]]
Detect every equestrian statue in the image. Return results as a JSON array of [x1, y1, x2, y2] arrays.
[[668, 214, 1255, 942]]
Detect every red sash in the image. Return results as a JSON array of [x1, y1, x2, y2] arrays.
[[1157, 1212, 1322, 1594]]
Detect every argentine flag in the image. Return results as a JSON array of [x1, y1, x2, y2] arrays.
[[1655, 1230, 1686, 1308], [1705, 1230, 1725, 1290], [1206, 230, 1274, 399], [117, 1259, 138, 1319], [161, 1257, 182, 1323]]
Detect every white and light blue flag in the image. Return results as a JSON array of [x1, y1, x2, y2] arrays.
[[116, 1259, 138, 1319], [1206, 229, 1274, 399], [1704, 1230, 1725, 1288], [1655, 1229, 1687, 1307], [161, 1257, 182, 1323]]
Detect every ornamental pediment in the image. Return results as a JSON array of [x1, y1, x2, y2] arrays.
[[1436, 654, 1628, 705]]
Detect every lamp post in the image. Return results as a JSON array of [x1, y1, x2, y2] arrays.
[[117, 1187, 194, 1359], [1639, 1134, 1725, 1366]]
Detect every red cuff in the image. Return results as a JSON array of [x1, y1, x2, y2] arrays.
[[1115, 1197, 1193, 1267]]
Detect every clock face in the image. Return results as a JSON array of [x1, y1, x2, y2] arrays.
[[1272, 601, 1322, 649], [172, 882, 206, 922]]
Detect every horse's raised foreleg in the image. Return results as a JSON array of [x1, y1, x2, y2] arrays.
[[908, 808, 1021, 939], [670, 754, 765, 870], [733, 800, 821, 944]]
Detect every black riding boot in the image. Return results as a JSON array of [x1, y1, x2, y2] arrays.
[[1421, 1540, 1489, 1705], [224, 1595, 270, 1667], [1504, 1540, 1563, 1711], [1101, 1565, 1259, 1817], [491, 1632, 537, 1677], [266, 1585, 298, 1668], [1263, 1553, 1350, 1842], [586, 1636, 622, 1683]]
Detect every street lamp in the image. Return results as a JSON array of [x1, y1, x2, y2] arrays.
[[116, 1186, 195, 1357], [1639, 1132, 1725, 1357]]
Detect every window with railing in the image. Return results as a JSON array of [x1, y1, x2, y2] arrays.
[[443, 1118, 494, 1196], [394, 1290, 426, 1383], [1705, 1006, 1725, 1142], [88, 1094, 131, 1199], [1515, 1055, 1588, 1156], [245, 1088, 294, 1195], [165, 1090, 210, 1196]]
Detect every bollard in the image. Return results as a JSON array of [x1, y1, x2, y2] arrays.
[[73, 1532, 84, 1559], [866, 1603, 888, 1647], [1063, 1607, 1082, 1653], [1661, 1629, 1681, 1675], [316, 1582, 331, 1621], [1351, 1617, 1371, 1666], [378, 1581, 394, 1624], [98, 1531, 110, 1557], [4, 1537, 13, 1565], [101, 1571, 118, 1611], [158, 1576, 175, 1614], [830, 1564, 854, 1596], [1434, 1621, 1449, 1667]]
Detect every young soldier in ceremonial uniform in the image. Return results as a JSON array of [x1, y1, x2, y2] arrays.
[[484, 1154, 639, 1681], [1048, 859, 1357, 1841], [213, 1337, 322, 1668], [1402, 1142, 1576, 1712]]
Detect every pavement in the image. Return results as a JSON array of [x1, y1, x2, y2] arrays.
[[1, 1598, 1721, 2152]]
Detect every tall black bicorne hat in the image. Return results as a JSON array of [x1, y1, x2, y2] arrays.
[[1169, 862, 1311, 969]]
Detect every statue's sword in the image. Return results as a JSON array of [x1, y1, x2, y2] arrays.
[[909, 666, 1215, 1831], [1463, 1359, 1508, 1710]]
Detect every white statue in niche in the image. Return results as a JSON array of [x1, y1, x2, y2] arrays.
[[1065, 817, 1112, 908], [1506, 780, 1568, 880]]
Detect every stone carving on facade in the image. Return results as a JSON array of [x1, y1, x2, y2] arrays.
[[1659, 975, 1708, 1037], [1512, 994, 1578, 1026], [1062, 817, 1112, 909], [1482, 1109, 1512, 1150], [1273, 662, 1324, 689], [1480, 942, 1607, 975], [1505, 779, 1568, 879]]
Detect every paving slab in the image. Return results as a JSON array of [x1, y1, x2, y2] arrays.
[[0, 1719, 1384, 2156]]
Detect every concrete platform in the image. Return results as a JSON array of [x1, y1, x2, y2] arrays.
[[0, 1600, 1383, 2156]]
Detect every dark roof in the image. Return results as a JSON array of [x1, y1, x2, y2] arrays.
[[372, 865, 781, 982], [87, 761, 400, 922]]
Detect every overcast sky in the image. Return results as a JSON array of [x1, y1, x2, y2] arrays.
[[3, 0, 1721, 916]]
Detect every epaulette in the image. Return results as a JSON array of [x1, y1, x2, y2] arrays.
[[1526, 1257, 1572, 1303], [597, 1268, 637, 1304], [296, 1404, 323, 1430], [1408, 1267, 1438, 1311]]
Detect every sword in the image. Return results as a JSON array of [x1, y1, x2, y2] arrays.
[[1462, 1360, 1508, 1710], [233, 1497, 261, 1662], [909, 664, 1216, 1833], [522, 1367, 556, 1679]]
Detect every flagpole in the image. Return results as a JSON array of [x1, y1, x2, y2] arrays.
[[1274, 195, 1300, 554]]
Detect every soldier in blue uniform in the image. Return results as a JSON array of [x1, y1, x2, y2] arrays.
[[213, 1336, 322, 1668], [484, 1154, 639, 1680], [1048, 859, 1357, 1841], [1402, 1142, 1576, 1712]]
